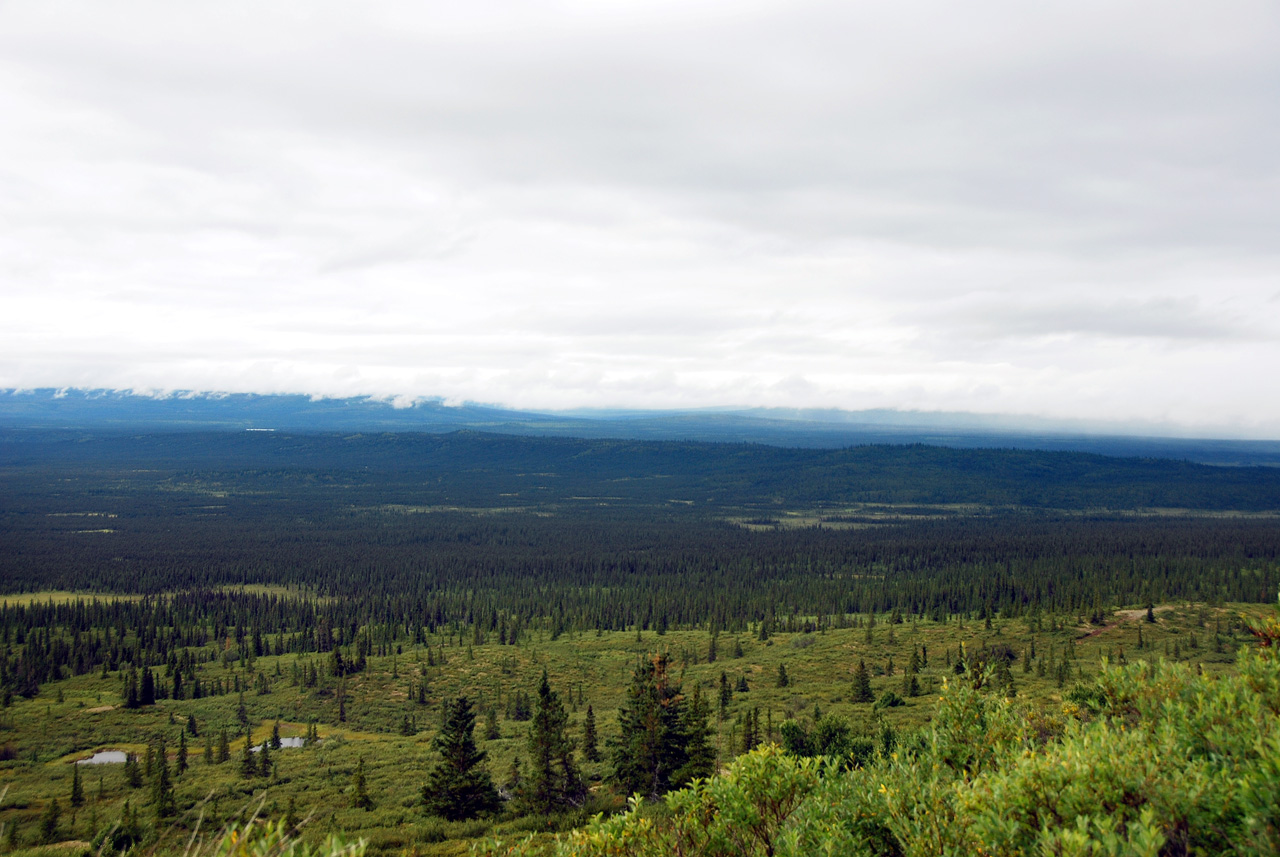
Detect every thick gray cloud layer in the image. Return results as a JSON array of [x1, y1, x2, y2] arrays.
[[2, 1, 1278, 435]]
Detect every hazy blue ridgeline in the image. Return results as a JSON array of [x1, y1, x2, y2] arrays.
[[4, 427, 1280, 511], [1, 388, 1279, 466]]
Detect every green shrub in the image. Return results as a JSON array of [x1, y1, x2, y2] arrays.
[[872, 691, 904, 711], [481, 645, 1280, 857], [208, 819, 364, 857]]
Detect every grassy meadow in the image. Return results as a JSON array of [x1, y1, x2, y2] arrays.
[[0, 596, 1266, 856]]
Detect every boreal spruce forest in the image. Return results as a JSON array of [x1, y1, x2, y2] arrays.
[[0, 427, 1278, 856]]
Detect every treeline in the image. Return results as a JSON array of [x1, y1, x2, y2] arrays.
[[2, 506, 1277, 703], [2, 501, 1276, 621], [3, 428, 1279, 705], [5, 428, 1280, 510]]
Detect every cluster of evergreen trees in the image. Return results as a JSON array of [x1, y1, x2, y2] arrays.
[[420, 658, 714, 821], [610, 654, 713, 798], [492, 622, 1280, 857], [5, 504, 1277, 705]]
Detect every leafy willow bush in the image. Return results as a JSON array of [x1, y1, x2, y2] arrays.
[[480, 643, 1280, 857], [204, 819, 365, 857], [84, 815, 364, 857]]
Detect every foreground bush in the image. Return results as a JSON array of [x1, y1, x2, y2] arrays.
[[481, 644, 1280, 856], [205, 820, 365, 857], [82, 817, 365, 857]]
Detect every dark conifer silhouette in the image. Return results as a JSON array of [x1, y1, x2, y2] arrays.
[[610, 653, 709, 798], [421, 696, 500, 821], [522, 672, 584, 813], [852, 659, 874, 703], [582, 704, 600, 763]]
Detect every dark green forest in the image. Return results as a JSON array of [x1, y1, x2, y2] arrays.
[[2, 430, 1279, 636], [1, 429, 1279, 855]]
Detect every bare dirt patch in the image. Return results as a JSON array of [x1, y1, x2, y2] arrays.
[[1114, 606, 1173, 622], [1078, 606, 1173, 639]]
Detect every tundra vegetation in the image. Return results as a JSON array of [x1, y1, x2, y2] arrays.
[[0, 594, 1272, 856], [1, 429, 1278, 854]]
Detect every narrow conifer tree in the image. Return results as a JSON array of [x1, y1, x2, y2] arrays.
[[151, 742, 175, 819], [523, 671, 584, 813], [852, 659, 874, 703], [675, 682, 714, 785], [610, 653, 699, 798], [582, 705, 600, 763], [351, 756, 373, 810], [38, 797, 60, 845], [240, 735, 257, 779], [70, 762, 84, 808], [217, 729, 230, 764], [123, 753, 142, 788], [483, 708, 500, 741], [421, 696, 500, 820]]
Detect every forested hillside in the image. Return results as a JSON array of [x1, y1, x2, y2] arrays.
[[2, 430, 1279, 626], [1, 429, 1278, 854], [5, 429, 1280, 508]]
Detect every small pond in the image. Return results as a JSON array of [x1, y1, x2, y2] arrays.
[[252, 737, 306, 751], [77, 751, 128, 765]]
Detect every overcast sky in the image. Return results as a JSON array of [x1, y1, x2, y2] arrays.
[[2, 1, 1278, 436]]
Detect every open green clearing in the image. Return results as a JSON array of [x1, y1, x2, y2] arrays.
[[0, 594, 1269, 855]]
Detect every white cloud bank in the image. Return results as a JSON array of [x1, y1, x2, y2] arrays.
[[1, 1, 1278, 436]]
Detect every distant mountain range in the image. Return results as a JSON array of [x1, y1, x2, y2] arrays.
[[3, 388, 1278, 467]]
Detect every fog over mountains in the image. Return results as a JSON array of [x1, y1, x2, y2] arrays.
[[3, 388, 1278, 467]]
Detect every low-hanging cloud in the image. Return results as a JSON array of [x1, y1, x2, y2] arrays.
[[1, 0, 1278, 437]]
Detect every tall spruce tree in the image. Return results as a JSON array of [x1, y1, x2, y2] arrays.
[[351, 757, 374, 810], [216, 730, 230, 764], [240, 735, 257, 779], [70, 762, 84, 808], [522, 672, 584, 814], [582, 704, 600, 763], [123, 667, 139, 709], [610, 653, 699, 798], [421, 696, 500, 821], [151, 742, 175, 819], [123, 753, 142, 789], [903, 650, 921, 698], [852, 659, 874, 703], [674, 681, 714, 786], [38, 797, 60, 845]]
